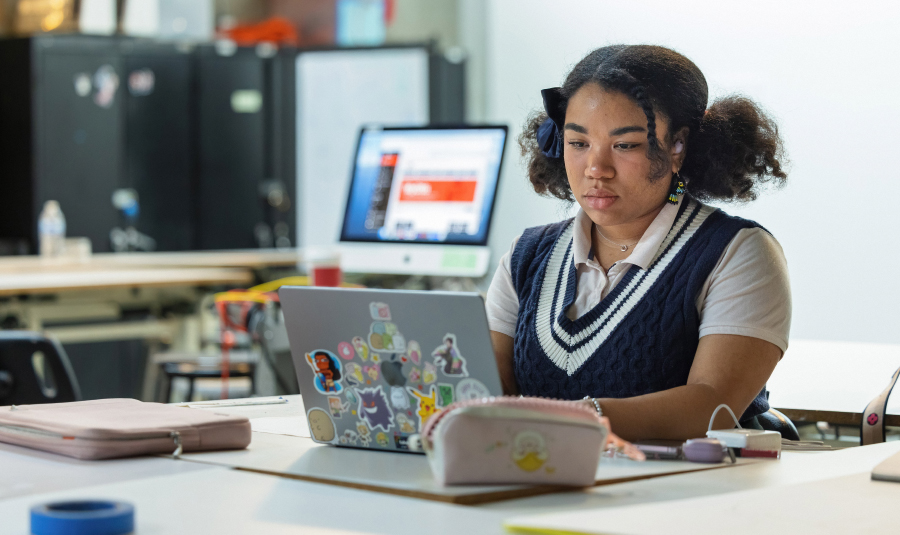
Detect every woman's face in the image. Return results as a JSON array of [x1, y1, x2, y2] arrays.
[[563, 83, 683, 229]]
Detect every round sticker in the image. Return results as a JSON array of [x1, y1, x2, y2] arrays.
[[337, 342, 354, 360], [455, 378, 491, 401]]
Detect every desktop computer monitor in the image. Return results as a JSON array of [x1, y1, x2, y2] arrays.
[[338, 125, 508, 277]]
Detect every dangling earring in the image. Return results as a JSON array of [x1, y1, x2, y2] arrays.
[[667, 173, 686, 205]]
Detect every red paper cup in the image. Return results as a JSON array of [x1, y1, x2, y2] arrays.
[[312, 264, 342, 287], [307, 251, 342, 287]]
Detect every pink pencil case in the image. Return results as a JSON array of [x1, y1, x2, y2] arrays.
[[419, 397, 608, 486], [0, 398, 251, 460]]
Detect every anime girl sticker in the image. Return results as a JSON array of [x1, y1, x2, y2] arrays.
[[431, 334, 468, 377], [305, 350, 344, 394]]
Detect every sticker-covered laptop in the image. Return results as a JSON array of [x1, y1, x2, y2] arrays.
[[278, 286, 503, 453]]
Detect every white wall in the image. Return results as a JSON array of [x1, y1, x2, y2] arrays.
[[481, 0, 900, 344]]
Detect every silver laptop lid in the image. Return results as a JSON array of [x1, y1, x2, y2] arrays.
[[279, 286, 503, 452]]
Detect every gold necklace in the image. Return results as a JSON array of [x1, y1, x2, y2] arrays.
[[594, 224, 640, 252]]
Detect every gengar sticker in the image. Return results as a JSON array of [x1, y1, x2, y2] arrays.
[[355, 385, 395, 432]]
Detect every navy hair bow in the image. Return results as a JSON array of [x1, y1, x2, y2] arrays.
[[537, 87, 565, 159]]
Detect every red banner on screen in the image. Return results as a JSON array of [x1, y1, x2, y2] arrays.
[[398, 179, 477, 202]]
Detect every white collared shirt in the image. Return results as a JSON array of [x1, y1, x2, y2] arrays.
[[486, 200, 792, 353]]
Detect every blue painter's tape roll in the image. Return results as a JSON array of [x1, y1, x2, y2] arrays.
[[31, 500, 134, 535]]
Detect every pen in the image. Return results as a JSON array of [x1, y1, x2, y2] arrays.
[[176, 397, 289, 408]]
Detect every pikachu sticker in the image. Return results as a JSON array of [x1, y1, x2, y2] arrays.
[[406, 384, 439, 431]]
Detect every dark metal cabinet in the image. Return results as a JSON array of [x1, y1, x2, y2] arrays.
[[0, 36, 123, 253], [121, 41, 195, 251], [194, 45, 296, 251]]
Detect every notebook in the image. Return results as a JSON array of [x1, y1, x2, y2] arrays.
[[278, 286, 503, 453]]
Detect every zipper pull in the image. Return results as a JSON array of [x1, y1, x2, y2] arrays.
[[170, 431, 183, 458]]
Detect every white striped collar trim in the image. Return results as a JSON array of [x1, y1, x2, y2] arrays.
[[534, 200, 717, 376]]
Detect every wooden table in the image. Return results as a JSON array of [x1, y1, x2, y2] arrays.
[[0, 250, 301, 400], [0, 267, 253, 297], [768, 339, 900, 426], [0, 248, 301, 273]]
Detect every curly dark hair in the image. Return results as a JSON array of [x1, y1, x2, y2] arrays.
[[519, 45, 787, 202]]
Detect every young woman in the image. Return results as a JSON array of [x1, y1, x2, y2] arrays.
[[487, 45, 791, 441]]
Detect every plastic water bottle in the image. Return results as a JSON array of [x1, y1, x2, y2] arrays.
[[38, 200, 66, 257]]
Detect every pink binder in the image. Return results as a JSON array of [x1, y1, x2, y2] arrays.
[[0, 398, 251, 460]]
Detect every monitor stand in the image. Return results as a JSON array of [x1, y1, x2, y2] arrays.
[[339, 243, 491, 278]]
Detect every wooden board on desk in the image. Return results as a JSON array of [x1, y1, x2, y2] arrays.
[[0, 267, 253, 296], [178, 422, 745, 505], [183, 396, 747, 505]]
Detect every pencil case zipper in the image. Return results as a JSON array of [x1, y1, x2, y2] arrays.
[[0, 424, 184, 457]]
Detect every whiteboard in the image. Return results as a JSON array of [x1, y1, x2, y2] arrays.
[[296, 48, 430, 250]]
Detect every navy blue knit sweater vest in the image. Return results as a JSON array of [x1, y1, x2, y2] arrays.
[[510, 199, 770, 421]]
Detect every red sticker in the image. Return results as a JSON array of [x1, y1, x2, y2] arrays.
[[868, 413, 879, 426]]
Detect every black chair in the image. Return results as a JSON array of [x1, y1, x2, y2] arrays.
[[160, 361, 256, 403], [745, 408, 800, 441], [0, 331, 81, 405]]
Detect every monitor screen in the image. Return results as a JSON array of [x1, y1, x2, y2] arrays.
[[340, 126, 508, 246]]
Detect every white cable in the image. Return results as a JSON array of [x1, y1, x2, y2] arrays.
[[708, 403, 742, 432]]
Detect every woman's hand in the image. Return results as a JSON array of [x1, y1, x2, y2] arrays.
[[600, 416, 646, 461], [581, 398, 645, 461]]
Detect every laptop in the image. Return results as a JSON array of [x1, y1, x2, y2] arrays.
[[279, 286, 504, 452]]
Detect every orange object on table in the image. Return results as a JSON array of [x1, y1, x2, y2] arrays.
[[221, 16, 299, 46]]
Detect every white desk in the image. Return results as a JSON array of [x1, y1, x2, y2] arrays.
[[1, 440, 899, 534], [507, 444, 900, 534], [0, 441, 216, 500]]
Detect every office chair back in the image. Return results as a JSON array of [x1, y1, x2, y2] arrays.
[[0, 331, 81, 405]]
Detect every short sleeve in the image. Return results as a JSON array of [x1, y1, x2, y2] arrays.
[[696, 227, 792, 354], [485, 235, 522, 338]]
